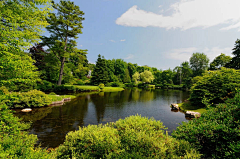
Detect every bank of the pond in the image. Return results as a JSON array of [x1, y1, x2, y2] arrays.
[[58, 85, 124, 92], [48, 94, 76, 102], [177, 102, 207, 114]]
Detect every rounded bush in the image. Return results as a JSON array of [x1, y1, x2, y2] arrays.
[[3, 90, 52, 108], [56, 115, 201, 158], [190, 67, 240, 107]]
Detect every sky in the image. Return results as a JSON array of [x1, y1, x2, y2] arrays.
[[51, 0, 240, 70]]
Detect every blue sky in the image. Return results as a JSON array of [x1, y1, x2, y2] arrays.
[[52, 0, 240, 70]]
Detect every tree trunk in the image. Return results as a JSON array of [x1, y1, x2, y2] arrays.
[[58, 57, 65, 85], [58, 29, 68, 85]]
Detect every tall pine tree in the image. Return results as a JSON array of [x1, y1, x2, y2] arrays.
[[41, 0, 85, 85]]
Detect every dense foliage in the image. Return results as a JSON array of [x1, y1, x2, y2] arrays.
[[172, 91, 240, 158], [1, 89, 52, 108], [0, 104, 52, 158], [56, 115, 201, 158], [189, 67, 240, 107], [0, 52, 40, 92], [209, 53, 232, 70]]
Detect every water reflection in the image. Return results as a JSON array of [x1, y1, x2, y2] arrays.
[[14, 89, 190, 148]]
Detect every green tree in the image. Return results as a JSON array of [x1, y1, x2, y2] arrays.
[[152, 70, 163, 85], [132, 72, 140, 84], [189, 67, 240, 107], [0, 0, 51, 91], [225, 39, 240, 69], [91, 55, 109, 85], [68, 49, 88, 79], [190, 52, 209, 77], [209, 53, 232, 70], [0, 52, 40, 91], [114, 59, 127, 82], [41, 0, 85, 85], [106, 60, 116, 82], [137, 66, 145, 73], [161, 69, 174, 85], [140, 70, 155, 83], [127, 63, 137, 80], [123, 68, 131, 83], [0, 0, 51, 52]]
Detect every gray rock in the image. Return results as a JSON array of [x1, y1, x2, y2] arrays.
[[21, 108, 32, 112], [185, 111, 201, 118], [171, 103, 180, 110]]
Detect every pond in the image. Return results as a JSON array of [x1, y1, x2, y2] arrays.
[[14, 88, 190, 148]]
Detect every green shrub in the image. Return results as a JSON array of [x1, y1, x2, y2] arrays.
[[124, 82, 137, 87], [3, 90, 52, 108], [0, 86, 9, 95], [172, 91, 240, 158], [49, 92, 56, 95], [37, 80, 55, 92], [0, 78, 38, 92], [75, 79, 85, 85], [98, 83, 104, 90], [155, 84, 162, 88], [189, 67, 240, 108], [0, 104, 53, 158], [148, 85, 155, 89], [56, 115, 201, 158]]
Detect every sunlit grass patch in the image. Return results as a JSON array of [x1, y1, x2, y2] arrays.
[[178, 102, 207, 114], [47, 95, 76, 102]]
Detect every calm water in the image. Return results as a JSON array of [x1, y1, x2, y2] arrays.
[[14, 88, 190, 148]]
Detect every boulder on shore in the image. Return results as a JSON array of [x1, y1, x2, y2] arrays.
[[185, 111, 201, 118], [21, 108, 32, 112], [171, 103, 180, 110]]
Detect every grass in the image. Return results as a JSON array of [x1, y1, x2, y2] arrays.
[[64, 85, 124, 92], [102, 87, 124, 92], [47, 94, 76, 102], [65, 85, 100, 91], [178, 101, 207, 114]]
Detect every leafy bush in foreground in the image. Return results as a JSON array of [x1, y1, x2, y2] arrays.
[[2, 89, 52, 108], [189, 67, 240, 107], [172, 91, 240, 158], [57, 115, 201, 158], [0, 104, 52, 158]]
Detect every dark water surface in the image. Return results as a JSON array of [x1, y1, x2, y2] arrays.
[[14, 89, 190, 148]]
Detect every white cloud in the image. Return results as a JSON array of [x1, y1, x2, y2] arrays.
[[120, 39, 126, 42], [166, 47, 233, 62], [109, 40, 115, 42], [79, 45, 83, 47], [124, 54, 134, 60], [116, 0, 240, 31]]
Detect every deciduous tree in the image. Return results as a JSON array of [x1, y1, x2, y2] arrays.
[[140, 70, 154, 83], [190, 52, 209, 77], [210, 53, 232, 70]]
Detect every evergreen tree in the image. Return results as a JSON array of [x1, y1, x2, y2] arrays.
[[225, 39, 240, 69], [41, 0, 85, 85], [91, 55, 109, 85]]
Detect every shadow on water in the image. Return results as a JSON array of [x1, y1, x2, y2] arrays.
[[14, 88, 190, 148]]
